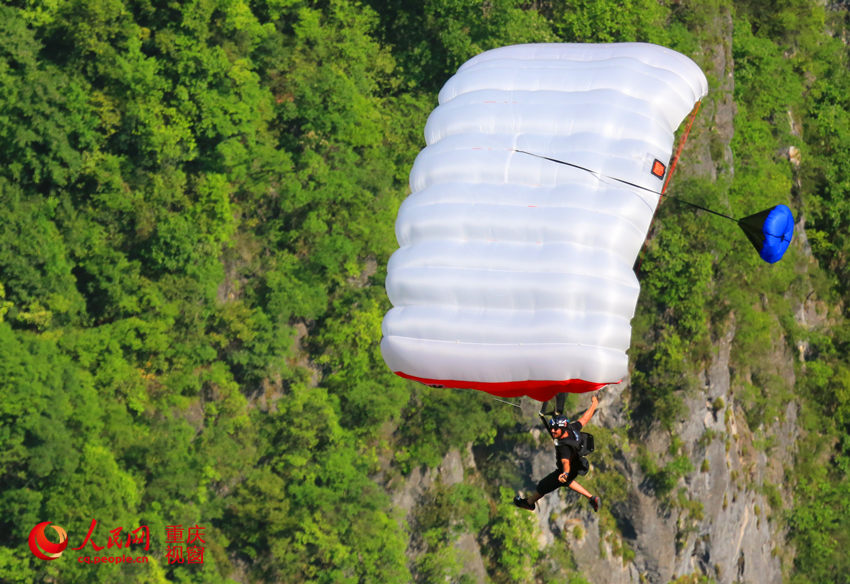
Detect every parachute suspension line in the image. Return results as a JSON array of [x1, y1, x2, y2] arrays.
[[490, 397, 522, 409], [661, 101, 702, 195]]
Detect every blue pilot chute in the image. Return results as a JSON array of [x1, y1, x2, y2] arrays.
[[737, 205, 795, 264], [667, 198, 795, 264]]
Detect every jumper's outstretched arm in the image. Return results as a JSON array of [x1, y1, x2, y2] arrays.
[[577, 395, 599, 427]]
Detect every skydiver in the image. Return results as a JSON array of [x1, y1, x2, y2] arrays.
[[514, 394, 601, 512]]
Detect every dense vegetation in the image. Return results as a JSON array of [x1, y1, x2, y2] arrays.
[[0, 1, 847, 583]]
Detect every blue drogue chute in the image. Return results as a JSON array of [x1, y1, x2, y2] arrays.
[[737, 205, 795, 264], [669, 198, 795, 264]]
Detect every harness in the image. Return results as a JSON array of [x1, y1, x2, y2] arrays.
[[537, 412, 596, 475], [559, 431, 595, 475], [561, 430, 595, 457]]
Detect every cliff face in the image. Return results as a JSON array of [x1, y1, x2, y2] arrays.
[[540, 336, 794, 584]]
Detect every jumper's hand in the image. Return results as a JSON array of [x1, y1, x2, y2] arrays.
[[591, 395, 599, 407], [558, 472, 569, 483]]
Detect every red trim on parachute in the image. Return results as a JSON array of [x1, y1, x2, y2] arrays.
[[661, 100, 701, 195], [635, 100, 702, 275], [394, 372, 616, 402]]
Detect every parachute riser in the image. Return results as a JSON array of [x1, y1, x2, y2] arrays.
[[538, 411, 556, 443]]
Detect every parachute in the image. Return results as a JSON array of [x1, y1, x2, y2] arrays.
[[738, 205, 795, 264], [381, 43, 709, 402]]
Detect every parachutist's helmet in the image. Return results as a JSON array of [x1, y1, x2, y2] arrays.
[[548, 415, 570, 431]]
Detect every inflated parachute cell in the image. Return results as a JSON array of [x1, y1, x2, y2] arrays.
[[381, 43, 709, 402]]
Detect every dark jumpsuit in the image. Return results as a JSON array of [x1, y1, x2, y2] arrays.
[[536, 420, 584, 496]]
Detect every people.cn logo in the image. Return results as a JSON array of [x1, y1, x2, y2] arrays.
[[28, 522, 68, 561]]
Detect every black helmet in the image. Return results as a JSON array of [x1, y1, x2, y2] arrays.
[[548, 415, 570, 430]]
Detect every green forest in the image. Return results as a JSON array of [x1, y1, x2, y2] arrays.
[[0, 0, 848, 582]]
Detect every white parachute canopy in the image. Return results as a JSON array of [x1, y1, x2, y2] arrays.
[[381, 43, 708, 402]]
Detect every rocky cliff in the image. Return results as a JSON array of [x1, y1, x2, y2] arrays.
[[527, 338, 793, 584]]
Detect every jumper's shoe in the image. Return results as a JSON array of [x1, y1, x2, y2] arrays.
[[589, 495, 601, 512], [513, 495, 535, 511]]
